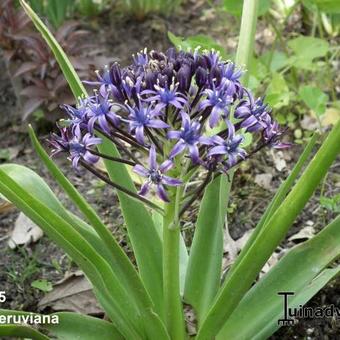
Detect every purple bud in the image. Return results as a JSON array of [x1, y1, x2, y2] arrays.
[[177, 64, 192, 93], [110, 63, 122, 87], [195, 66, 208, 88]]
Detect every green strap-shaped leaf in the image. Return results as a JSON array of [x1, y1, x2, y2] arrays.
[[0, 309, 123, 340], [99, 138, 164, 317], [20, 0, 164, 315], [29, 126, 157, 314], [0, 165, 143, 339], [218, 215, 340, 339], [253, 267, 340, 339], [197, 119, 340, 339], [228, 133, 319, 279], [184, 175, 230, 323], [0, 325, 49, 340], [45, 312, 124, 340]]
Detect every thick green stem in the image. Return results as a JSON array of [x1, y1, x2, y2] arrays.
[[163, 196, 185, 340], [235, 0, 259, 82], [224, 0, 259, 216]]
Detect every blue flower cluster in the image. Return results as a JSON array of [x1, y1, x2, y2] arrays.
[[50, 48, 288, 202]]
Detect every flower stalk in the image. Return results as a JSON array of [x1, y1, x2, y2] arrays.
[[163, 186, 186, 340]]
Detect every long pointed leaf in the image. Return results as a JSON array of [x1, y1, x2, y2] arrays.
[[218, 215, 340, 339], [228, 133, 319, 278], [28, 126, 156, 314], [0, 165, 143, 339], [197, 119, 340, 339], [0, 325, 49, 340], [0, 309, 123, 340], [184, 175, 229, 323]]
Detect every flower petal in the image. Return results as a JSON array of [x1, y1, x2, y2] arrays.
[[147, 119, 169, 129], [169, 141, 186, 158], [207, 145, 227, 156], [167, 130, 182, 140], [135, 125, 145, 144], [159, 159, 173, 173], [162, 175, 182, 186], [139, 181, 151, 196], [148, 144, 157, 169], [156, 184, 169, 202], [133, 164, 149, 177]]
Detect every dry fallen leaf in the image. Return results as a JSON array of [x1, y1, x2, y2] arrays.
[[260, 252, 280, 278], [254, 173, 273, 191], [8, 212, 43, 249], [300, 115, 319, 131], [288, 225, 315, 243], [38, 271, 103, 315], [321, 108, 340, 126], [271, 150, 287, 172], [223, 228, 253, 272], [0, 200, 15, 215]]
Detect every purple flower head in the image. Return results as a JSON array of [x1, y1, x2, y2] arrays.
[[54, 48, 289, 204], [195, 66, 208, 88], [133, 145, 182, 202], [221, 62, 243, 82], [167, 111, 212, 163], [208, 120, 246, 167], [121, 75, 142, 102], [49, 126, 101, 169], [87, 93, 121, 134], [96, 65, 116, 97], [125, 100, 169, 145], [48, 126, 71, 157]]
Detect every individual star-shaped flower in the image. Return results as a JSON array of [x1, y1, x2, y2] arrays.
[[208, 120, 246, 167], [49, 126, 102, 169], [133, 145, 182, 202], [87, 94, 121, 134], [167, 111, 212, 163], [199, 84, 233, 128], [125, 100, 169, 145], [142, 83, 187, 112]]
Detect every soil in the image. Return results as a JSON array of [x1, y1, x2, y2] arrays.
[[0, 0, 340, 339]]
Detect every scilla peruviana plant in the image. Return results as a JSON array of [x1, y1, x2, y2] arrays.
[[1, 1, 340, 339]]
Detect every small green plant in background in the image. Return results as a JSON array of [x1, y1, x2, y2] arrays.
[[123, 0, 182, 20], [0, 1, 340, 340], [28, 0, 107, 25], [320, 194, 340, 213], [28, 0, 76, 28], [77, 0, 106, 17]]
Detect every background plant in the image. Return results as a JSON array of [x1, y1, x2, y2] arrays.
[[122, 0, 182, 21], [0, 0, 107, 121]]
